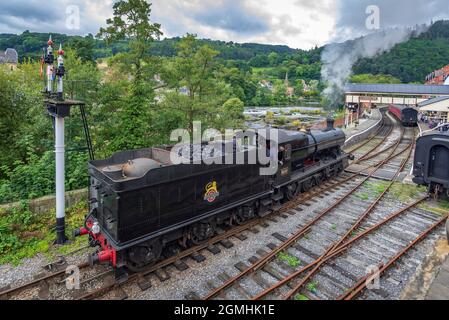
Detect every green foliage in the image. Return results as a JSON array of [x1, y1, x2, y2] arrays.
[[161, 34, 233, 133], [363, 181, 389, 198], [356, 192, 370, 201], [294, 294, 310, 301], [0, 201, 88, 265], [67, 35, 96, 64], [306, 281, 318, 293], [353, 21, 449, 83], [277, 251, 301, 268], [0, 151, 88, 203], [350, 73, 402, 84]]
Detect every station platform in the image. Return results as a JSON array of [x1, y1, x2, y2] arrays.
[[342, 108, 382, 139], [426, 254, 449, 300]]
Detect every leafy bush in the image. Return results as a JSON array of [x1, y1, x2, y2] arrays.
[[0, 151, 88, 204], [0, 201, 88, 265]]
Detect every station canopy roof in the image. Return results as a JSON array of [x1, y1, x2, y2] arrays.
[[418, 96, 449, 112], [346, 83, 449, 95]]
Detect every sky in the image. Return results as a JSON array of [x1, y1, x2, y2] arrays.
[[0, 0, 448, 49]]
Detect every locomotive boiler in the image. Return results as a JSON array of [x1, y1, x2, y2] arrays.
[[75, 120, 350, 273]]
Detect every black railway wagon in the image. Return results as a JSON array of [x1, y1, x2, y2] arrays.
[[388, 104, 418, 127], [79, 123, 349, 272], [413, 132, 449, 195], [412, 132, 449, 241]]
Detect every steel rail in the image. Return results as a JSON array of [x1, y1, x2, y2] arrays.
[[281, 131, 415, 300], [353, 117, 395, 164], [338, 214, 448, 300], [0, 262, 89, 298], [203, 123, 407, 300], [345, 117, 386, 154], [251, 128, 414, 300], [251, 195, 428, 300]]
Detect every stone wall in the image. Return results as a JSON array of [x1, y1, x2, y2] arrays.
[[0, 189, 88, 214]]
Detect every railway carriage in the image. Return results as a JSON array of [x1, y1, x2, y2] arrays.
[[388, 104, 418, 127], [75, 120, 351, 273]]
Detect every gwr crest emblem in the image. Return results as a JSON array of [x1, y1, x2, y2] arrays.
[[204, 181, 219, 203]]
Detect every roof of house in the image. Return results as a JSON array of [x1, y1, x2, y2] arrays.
[[346, 83, 449, 95], [418, 96, 449, 107]]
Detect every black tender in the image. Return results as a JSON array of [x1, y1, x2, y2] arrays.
[[88, 123, 350, 271]]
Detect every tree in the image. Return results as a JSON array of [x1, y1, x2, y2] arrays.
[[350, 73, 402, 84], [221, 98, 245, 128], [97, 0, 163, 150], [162, 34, 226, 133], [268, 52, 279, 66], [97, 0, 163, 83], [67, 36, 96, 64]]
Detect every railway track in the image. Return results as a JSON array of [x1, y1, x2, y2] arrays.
[[78, 112, 420, 300], [197, 121, 415, 300], [3, 111, 441, 301]]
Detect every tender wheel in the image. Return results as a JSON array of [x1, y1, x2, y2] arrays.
[[189, 222, 216, 245], [233, 204, 256, 225], [127, 239, 163, 272]]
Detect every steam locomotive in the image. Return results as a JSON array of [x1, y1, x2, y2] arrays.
[[74, 120, 351, 273], [388, 104, 418, 127], [412, 131, 449, 241]]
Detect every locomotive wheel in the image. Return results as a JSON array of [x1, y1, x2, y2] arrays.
[[302, 178, 313, 192], [127, 240, 163, 272], [315, 174, 324, 185], [286, 182, 301, 201]]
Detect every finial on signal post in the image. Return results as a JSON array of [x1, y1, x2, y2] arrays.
[[44, 35, 55, 94], [56, 44, 65, 101]]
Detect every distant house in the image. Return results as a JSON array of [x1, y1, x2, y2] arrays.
[[259, 80, 273, 91], [425, 64, 449, 85], [179, 86, 190, 96], [0, 48, 19, 70]]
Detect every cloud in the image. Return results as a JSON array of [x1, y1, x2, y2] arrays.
[[333, 0, 449, 40], [0, 0, 334, 48], [188, 0, 270, 34], [0, 0, 448, 49]]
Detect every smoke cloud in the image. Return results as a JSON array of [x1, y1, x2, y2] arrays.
[[321, 27, 427, 108]]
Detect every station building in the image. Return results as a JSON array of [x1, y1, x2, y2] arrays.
[[344, 83, 449, 126], [418, 96, 449, 123]]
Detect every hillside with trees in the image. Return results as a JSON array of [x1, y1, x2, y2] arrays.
[[353, 20, 449, 83]]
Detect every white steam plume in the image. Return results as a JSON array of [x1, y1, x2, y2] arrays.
[[321, 26, 427, 108]]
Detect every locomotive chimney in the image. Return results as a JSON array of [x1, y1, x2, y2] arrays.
[[326, 117, 335, 131]]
